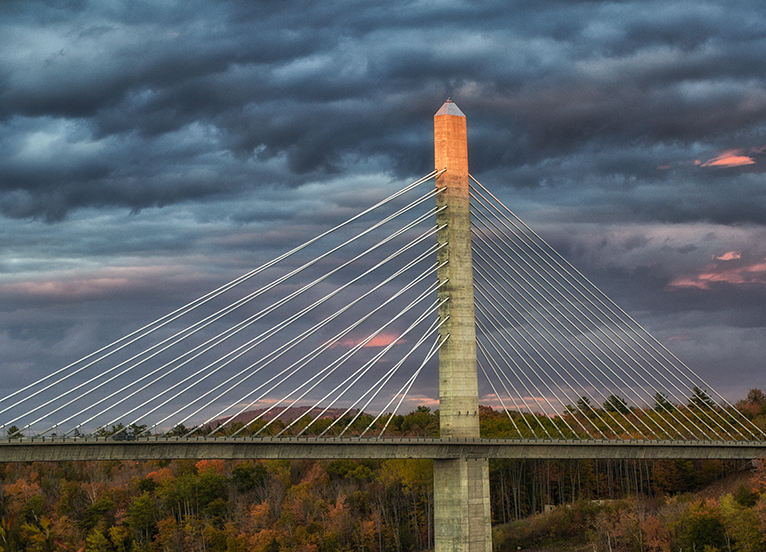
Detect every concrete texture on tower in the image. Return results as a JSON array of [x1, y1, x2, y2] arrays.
[[433, 100, 493, 552], [434, 100, 479, 439]]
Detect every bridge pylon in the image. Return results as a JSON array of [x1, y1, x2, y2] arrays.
[[434, 100, 492, 552]]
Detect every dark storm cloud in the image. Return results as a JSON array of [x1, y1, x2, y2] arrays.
[[2, 0, 766, 221], [2, 0, 766, 405]]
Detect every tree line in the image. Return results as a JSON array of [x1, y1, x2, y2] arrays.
[[0, 389, 763, 551]]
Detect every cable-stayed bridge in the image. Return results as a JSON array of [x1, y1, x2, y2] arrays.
[[1, 101, 764, 551]]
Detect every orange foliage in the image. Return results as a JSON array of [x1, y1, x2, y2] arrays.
[[251, 502, 272, 530], [301, 461, 329, 486], [195, 459, 225, 474], [146, 466, 175, 485], [155, 516, 179, 550], [754, 496, 766, 536], [752, 457, 766, 492], [326, 493, 350, 533], [4, 478, 41, 502], [359, 519, 378, 550], [642, 514, 672, 552]]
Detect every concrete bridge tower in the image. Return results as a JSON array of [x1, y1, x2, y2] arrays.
[[433, 100, 493, 552]]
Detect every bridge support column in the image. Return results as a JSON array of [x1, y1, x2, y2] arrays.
[[434, 458, 492, 551], [434, 100, 492, 552]]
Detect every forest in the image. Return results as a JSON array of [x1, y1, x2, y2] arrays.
[[0, 389, 764, 552]]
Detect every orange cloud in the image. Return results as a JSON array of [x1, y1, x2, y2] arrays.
[[660, 145, 764, 171], [398, 395, 439, 410], [668, 278, 708, 290], [668, 260, 766, 290], [478, 394, 507, 410], [701, 149, 756, 168], [334, 333, 403, 349], [714, 251, 741, 261]]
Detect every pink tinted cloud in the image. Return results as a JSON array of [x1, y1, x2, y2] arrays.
[[399, 395, 439, 410], [0, 266, 180, 300], [478, 393, 563, 415], [714, 251, 741, 261], [334, 333, 403, 349], [0, 278, 131, 299], [661, 146, 763, 171], [701, 149, 756, 168], [668, 257, 766, 290], [479, 394, 506, 410], [656, 160, 701, 170]]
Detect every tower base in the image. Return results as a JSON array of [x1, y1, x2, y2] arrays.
[[434, 458, 492, 552]]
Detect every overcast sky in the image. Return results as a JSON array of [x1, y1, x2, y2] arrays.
[[1, 0, 765, 423]]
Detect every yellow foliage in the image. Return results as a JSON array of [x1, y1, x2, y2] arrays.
[[251, 502, 272, 529], [249, 527, 281, 552]]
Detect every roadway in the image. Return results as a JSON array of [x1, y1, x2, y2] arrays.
[[1, 436, 765, 462]]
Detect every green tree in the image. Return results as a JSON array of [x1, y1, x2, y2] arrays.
[[400, 406, 438, 436], [84, 528, 110, 552], [94, 423, 125, 437], [20, 517, 56, 552], [720, 494, 763, 552], [198, 469, 228, 510], [654, 392, 673, 412], [108, 525, 129, 552], [746, 389, 765, 405], [689, 387, 717, 411], [576, 397, 592, 413], [128, 491, 157, 545], [166, 423, 188, 436], [232, 460, 267, 493], [80, 495, 115, 531], [734, 483, 758, 508], [128, 423, 147, 436], [677, 502, 727, 551], [604, 395, 629, 415]]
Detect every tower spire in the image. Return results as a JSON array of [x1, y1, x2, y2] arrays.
[[434, 99, 477, 439], [433, 100, 492, 552]]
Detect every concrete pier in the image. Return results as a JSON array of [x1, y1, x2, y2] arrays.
[[433, 100, 492, 552]]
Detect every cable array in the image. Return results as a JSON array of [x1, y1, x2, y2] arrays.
[[2, 165, 761, 444], [470, 175, 766, 441], [0, 172, 445, 439]]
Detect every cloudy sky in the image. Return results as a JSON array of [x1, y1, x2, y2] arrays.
[[2, 0, 766, 422]]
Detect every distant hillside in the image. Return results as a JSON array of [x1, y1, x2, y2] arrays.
[[207, 406, 357, 429], [695, 459, 762, 499], [494, 461, 765, 552]]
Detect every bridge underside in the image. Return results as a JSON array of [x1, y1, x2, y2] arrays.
[[1, 438, 765, 463]]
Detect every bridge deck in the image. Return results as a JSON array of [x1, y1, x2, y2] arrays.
[[1, 437, 765, 462]]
